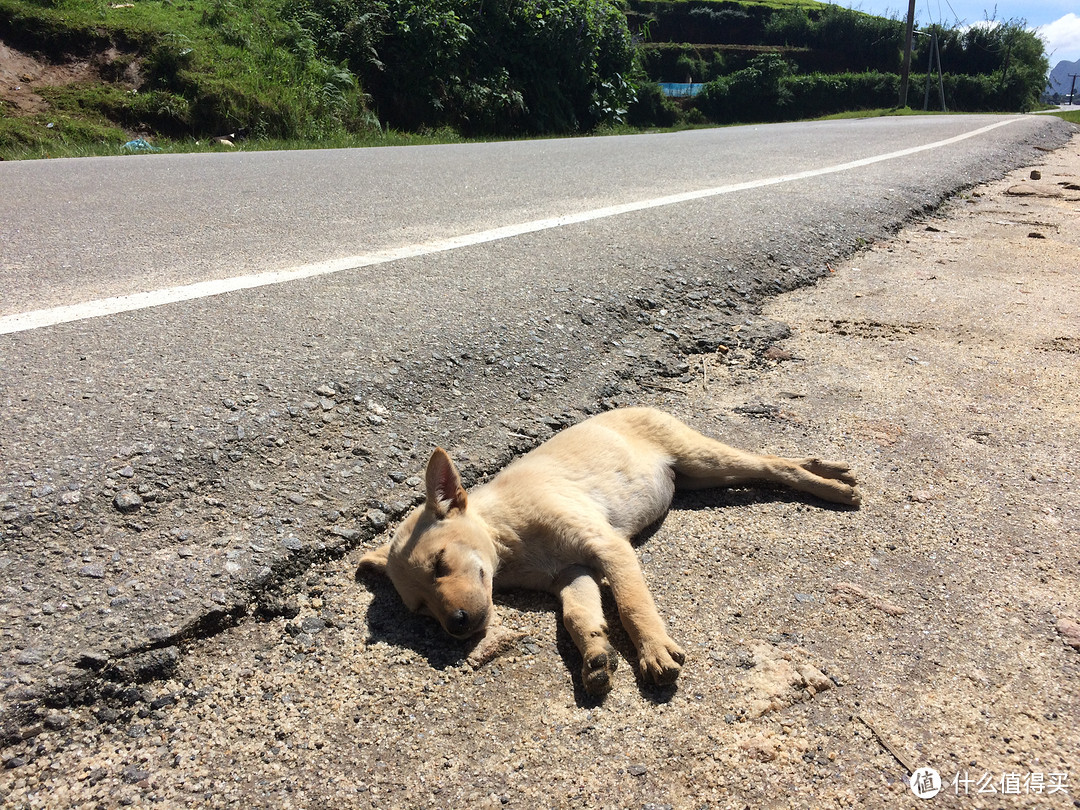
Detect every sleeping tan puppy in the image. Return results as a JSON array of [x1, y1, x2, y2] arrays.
[[359, 407, 859, 695]]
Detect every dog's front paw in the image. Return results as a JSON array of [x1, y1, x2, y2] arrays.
[[582, 641, 619, 696], [638, 637, 686, 686]]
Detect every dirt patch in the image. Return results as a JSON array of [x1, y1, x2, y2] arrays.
[[0, 39, 138, 116], [0, 40, 89, 115]]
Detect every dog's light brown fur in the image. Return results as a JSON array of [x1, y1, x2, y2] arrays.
[[359, 407, 859, 695]]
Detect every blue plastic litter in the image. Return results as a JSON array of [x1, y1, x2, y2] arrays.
[[659, 82, 706, 98], [122, 138, 162, 152]]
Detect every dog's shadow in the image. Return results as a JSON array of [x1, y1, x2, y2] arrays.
[[357, 571, 469, 671], [357, 486, 852, 704]]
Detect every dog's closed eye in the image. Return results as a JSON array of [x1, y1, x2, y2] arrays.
[[432, 549, 450, 580]]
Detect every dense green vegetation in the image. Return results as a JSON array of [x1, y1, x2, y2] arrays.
[[0, 0, 1057, 159], [0, 0, 636, 155], [285, 0, 635, 133], [916, 21, 1051, 112], [635, 3, 1048, 122]]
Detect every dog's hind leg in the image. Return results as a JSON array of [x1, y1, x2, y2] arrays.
[[675, 448, 861, 506], [640, 412, 860, 506], [554, 565, 618, 696], [614, 408, 860, 506]]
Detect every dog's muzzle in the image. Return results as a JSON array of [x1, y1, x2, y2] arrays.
[[447, 608, 487, 638]]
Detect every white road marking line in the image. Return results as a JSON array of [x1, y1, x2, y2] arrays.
[[1, 119, 1020, 335]]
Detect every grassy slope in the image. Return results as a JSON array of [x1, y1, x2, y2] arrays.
[[0, 0, 381, 158]]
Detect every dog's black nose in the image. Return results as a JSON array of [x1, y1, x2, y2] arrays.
[[447, 609, 471, 636]]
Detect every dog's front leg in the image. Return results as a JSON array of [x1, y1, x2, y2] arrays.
[[553, 565, 618, 696], [584, 535, 686, 686]]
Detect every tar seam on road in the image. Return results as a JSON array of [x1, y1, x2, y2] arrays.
[[0, 118, 1021, 335]]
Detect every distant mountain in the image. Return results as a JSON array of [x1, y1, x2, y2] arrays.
[[1047, 59, 1079, 95]]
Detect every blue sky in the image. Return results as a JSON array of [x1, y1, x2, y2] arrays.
[[842, 1, 1080, 64]]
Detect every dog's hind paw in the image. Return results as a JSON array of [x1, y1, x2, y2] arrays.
[[797, 458, 862, 507], [638, 637, 686, 686], [582, 642, 618, 696], [803, 459, 859, 487]]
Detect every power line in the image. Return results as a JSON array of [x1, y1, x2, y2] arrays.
[[943, 0, 961, 26]]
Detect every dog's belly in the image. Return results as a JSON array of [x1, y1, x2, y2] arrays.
[[505, 420, 679, 537], [590, 463, 675, 536], [494, 463, 675, 591]]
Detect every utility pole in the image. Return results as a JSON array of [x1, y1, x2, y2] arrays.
[[1069, 74, 1079, 105], [922, 31, 946, 112], [898, 0, 917, 108]]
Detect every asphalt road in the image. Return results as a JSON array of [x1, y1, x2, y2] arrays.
[[0, 113, 1074, 742]]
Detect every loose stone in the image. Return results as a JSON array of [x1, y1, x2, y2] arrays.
[[113, 490, 143, 513]]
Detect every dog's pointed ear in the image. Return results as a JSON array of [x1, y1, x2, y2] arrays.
[[425, 447, 468, 517], [357, 543, 391, 576]]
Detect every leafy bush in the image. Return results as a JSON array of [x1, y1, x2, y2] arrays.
[[695, 53, 794, 124], [288, 0, 636, 134], [635, 0, 762, 46], [783, 71, 898, 118], [695, 65, 1039, 125], [626, 82, 679, 127], [142, 34, 198, 94], [764, 5, 904, 73], [920, 20, 1048, 111], [638, 43, 726, 83]]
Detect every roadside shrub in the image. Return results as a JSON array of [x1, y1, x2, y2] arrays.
[[764, 6, 904, 73], [917, 20, 1048, 111], [695, 64, 1038, 124], [626, 82, 679, 127], [783, 71, 898, 118], [695, 53, 793, 124], [638, 43, 726, 83], [288, 0, 636, 134], [763, 7, 812, 47], [124, 89, 193, 134], [142, 34, 197, 94]]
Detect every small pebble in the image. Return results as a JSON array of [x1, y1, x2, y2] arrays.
[[113, 490, 143, 514]]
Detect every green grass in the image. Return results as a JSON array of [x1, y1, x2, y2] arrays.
[[0, 123, 472, 161], [1050, 109, 1080, 124], [0, 0, 374, 155], [0, 114, 129, 160], [817, 107, 955, 120]]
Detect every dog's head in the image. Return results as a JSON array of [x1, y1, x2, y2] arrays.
[[358, 448, 494, 639]]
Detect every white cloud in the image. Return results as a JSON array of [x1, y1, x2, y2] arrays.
[[1037, 13, 1080, 64]]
